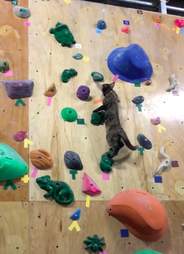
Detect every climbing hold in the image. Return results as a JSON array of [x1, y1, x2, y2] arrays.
[[107, 189, 168, 242], [13, 6, 31, 18], [36, 175, 75, 205], [132, 95, 144, 105], [153, 147, 171, 176], [174, 18, 184, 28], [167, 74, 178, 92], [70, 208, 81, 221], [137, 134, 152, 150], [13, 131, 27, 142], [91, 72, 104, 82], [44, 84, 57, 97], [84, 235, 106, 253], [82, 172, 101, 196], [96, 20, 107, 30], [100, 154, 113, 172], [0, 144, 28, 182], [61, 107, 78, 122], [150, 117, 161, 125], [61, 68, 77, 83], [30, 149, 53, 170], [134, 250, 162, 254], [76, 85, 90, 101], [0, 60, 9, 73], [91, 111, 105, 125], [49, 22, 76, 47], [72, 53, 83, 60], [64, 151, 83, 170], [121, 26, 130, 33], [3, 80, 34, 99], [107, 44, 153, 83]]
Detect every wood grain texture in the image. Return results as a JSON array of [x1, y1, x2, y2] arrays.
[[29, 0, 184, 201], [0, 201, 184, 254], [0, 202, 29, 254], [0, 0, 28, 200]]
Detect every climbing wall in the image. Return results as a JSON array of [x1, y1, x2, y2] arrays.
[[0, 0, 28, 201], [29, 0, 184, 202], [1, 0, 184, 253]]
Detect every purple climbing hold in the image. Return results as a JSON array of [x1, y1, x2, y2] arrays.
[[64, 151, 83, 171], [13, 131, 27, 142], [3, 80, 34, 99], [76, 85, 90, 101]]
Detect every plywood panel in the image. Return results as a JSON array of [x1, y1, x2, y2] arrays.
[[0, 0, 28, 200], [29, 201, 184, 254], [0, 202, 29, 254], [29, 0, 184, 202]]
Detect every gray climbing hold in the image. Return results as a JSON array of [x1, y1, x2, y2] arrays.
[[64, 151, 83, 171], [91, 72, 104, 82], [73, 53, 83, 60], [13, 6, 31, 19]]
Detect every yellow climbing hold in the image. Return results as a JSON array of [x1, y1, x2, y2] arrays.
[[68, 221, 81, 232]]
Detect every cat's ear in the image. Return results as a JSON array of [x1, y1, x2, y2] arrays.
[[110, 82, 115, 89]]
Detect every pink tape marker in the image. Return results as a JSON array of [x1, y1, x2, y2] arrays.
[[112, 74, 119, 82], [3, 70, 13, 77], [31, 166, 38, 178], [47, 97, 52, 106], [100, 251, 108, 254], [101, 172, 110, 181], [23, 20, 32, 27]]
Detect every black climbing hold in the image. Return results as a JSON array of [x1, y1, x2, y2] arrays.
[[137, 134, 152, 150], [132, 96, 144, 105], [64, 151, 83, 171]]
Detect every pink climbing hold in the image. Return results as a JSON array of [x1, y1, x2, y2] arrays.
[[82, 173, 101, 196]]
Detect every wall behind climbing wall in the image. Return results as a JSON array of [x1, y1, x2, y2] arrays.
[[0, 0, 28, 201]]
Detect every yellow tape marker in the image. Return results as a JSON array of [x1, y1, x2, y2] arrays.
[[176, 27, 180, 34], [157, 124, 166, 133], [68, 221, 81, 232], [86, 195, 91, 208], [83, 56, 90, 63], [24, 138, 33, 148], [21, 174, 29, 183], [64, 0, 71, 4]]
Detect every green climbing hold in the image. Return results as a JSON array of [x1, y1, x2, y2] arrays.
[[15, 99, 26, 106], [0, 144, 28, 182], [84, 235, 106, 253], [91, 72, 104, 82], [100, 154, 113, 172], [49, 22, 76, 47], [91, 111, 105, 125], [36, 175, 75, 206], [0, 60, 9, 73], [134, 250, 162, 254], [72, 53, 83, 60], [61, 107, 78, 122], [61, 68, 78, 83]]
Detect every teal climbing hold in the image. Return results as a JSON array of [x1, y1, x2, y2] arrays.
[[91, 72, 104, 82], [15, 99, 26, 106], [50, 22, 76, 47], [72, 53, 83, 60], [134, 250, 162, 254], [0, 60, 9, 73], [61, 68, 78, 83], [100, 154, 113, 172], [0, 144, 28, 183], [60, 107, 78, 122], [13, 6, 31, 18], [84, 235, 106, 253]]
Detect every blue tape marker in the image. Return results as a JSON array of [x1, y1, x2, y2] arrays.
[[154, 175, 163, 183], [120, 229, 129, 238]]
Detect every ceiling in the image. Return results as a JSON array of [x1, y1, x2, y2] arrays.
[[82, 0, 184, 16]]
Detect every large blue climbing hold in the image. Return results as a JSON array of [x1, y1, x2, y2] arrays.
[[70, 208, 81, 221], [96, 20, 107, 30], [137, 134, 152, 150]]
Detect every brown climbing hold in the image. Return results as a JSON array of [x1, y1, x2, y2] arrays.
[[30, 149, 53, 170], [44, 84, 57, 97]]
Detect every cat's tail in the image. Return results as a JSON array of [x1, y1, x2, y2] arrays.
[[120, 129, 138, 151]]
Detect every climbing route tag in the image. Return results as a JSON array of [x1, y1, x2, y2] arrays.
[[21, 174, 29, 183], [31, 166, 38, 178], [85, 195, 91, 208], [47, 97, 52, 106], [101, 172, 110, 181], [3, 70, 13, 77], [157, 124, 166, 133], [24, 138, 33, 148], [68, 221, 81, 232]]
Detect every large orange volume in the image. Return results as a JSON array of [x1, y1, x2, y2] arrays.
[[106, 189, 168, 242]]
